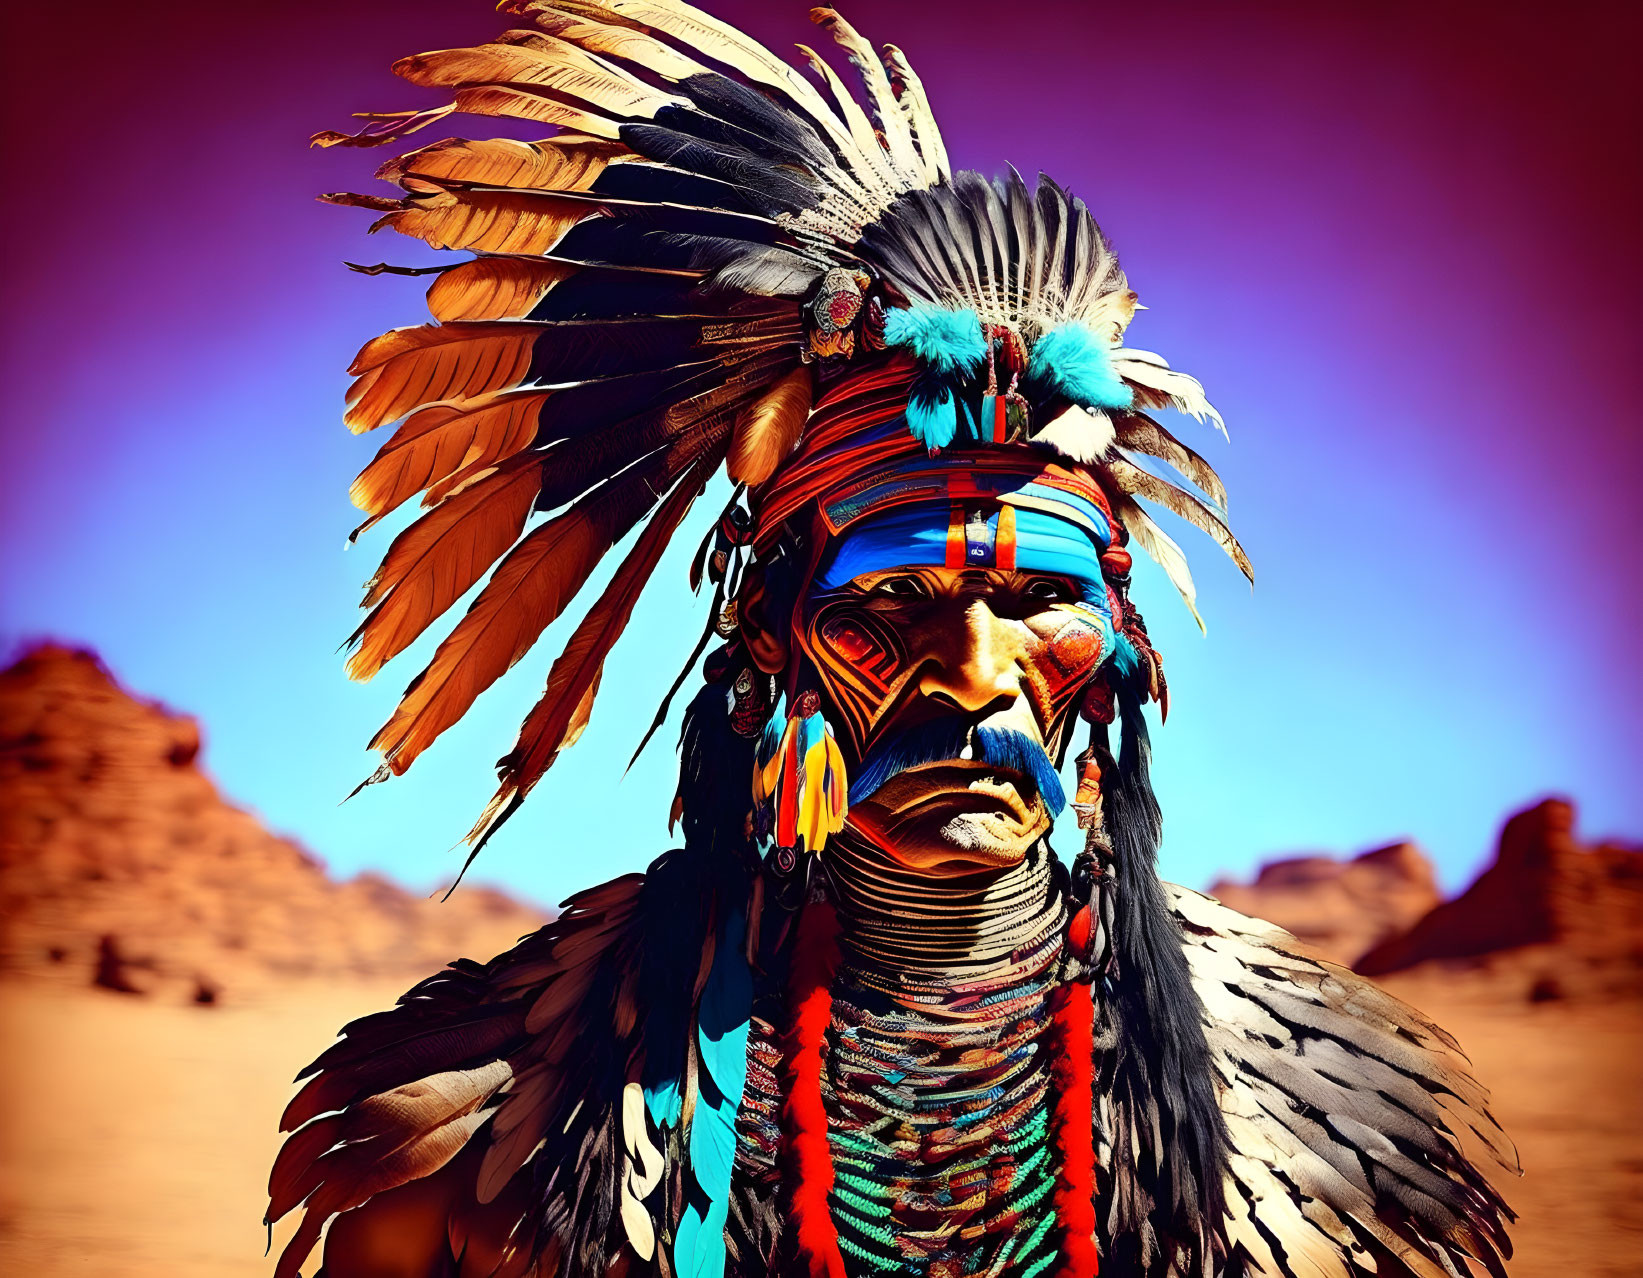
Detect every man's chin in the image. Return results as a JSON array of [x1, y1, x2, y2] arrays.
[[932, 809, 1046, 866]]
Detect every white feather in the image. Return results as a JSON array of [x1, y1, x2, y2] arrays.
[[1034, 402, 1115, 463]]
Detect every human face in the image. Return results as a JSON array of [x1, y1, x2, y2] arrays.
[[797, 563, 1113, 870]]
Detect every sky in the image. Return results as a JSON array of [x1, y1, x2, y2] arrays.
[[2, 0, 1639, 911]]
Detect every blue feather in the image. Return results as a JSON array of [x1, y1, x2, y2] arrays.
[[1112, 631, 1140, 678], [675, 910, 752, 1278], [1028, 320, 1133, 411], [883, 305, 986, 375], [644, 1079, 682, 1129], [905, 390, 957, 450]]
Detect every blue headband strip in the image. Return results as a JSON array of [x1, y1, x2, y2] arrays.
[[816, 503, 1108, 602]]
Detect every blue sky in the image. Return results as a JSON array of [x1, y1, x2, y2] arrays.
[[2, 0, 1638, 910]]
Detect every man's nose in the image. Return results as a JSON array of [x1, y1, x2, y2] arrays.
[[916, 599, 1026, 716]]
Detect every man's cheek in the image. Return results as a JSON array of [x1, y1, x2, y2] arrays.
[[802, 605, 913, 755], [1023, 605, 1113, 732]]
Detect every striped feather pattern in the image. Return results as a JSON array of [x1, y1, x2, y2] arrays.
[[1167, 886, 1517, 1278]]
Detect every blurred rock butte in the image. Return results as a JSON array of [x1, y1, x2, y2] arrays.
[[1356, 798, 1643, 1000], [0, 643, 545, 1002], [1208, 840, 1440, 967], [1212, 797, 1643, 1001]]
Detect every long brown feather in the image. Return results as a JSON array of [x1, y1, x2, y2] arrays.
[[515, 3, 711, 82], [1113, 411, 1229, 510], [345, 322, 540, 432], [725, 365, 811, 485], [395, 40, 683, 120], [449, 82, 622, 136], [380, 132, 630, 191], [348, 455, 543, 683], [322, 185, 600, 257], [426, 257, 577, 321], [467, 447, 719, 848], [365, 432, 720, 775], [366, 478, 648, 773], [351, 390, 548, 532]]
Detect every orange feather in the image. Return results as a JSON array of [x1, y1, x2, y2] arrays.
[[395, 40, 680, 120], [348, 455, 542, 683], [350, 390, 548, 531], [365, 446, 698, 774], [468, 449, 719, 847], [345, 322, 539, 432], [726, 364, 812, 485], [320, 186, 599, 257], [427, 258, 577, 321], [378, 133, 628, 192]]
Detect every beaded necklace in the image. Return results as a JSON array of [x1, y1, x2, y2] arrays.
[[777, 841, 1099, 1278]]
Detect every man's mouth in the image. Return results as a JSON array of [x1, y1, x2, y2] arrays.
[[849, 723, 1067, 818], [871, 759, 1038, 823]]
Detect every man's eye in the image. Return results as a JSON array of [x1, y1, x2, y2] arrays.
[[1023, 578, 1073, 602], [871, 576, 930, 598]]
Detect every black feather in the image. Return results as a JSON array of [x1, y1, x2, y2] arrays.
[[591, 159, 768, 217], [527, 267, 709, 323], [672, 72, 838, 171], [620, 121, 821, 216], [524, 315, 730, 385]]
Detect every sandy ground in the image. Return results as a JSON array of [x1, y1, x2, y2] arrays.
[[0, 978, 1638, 1277]]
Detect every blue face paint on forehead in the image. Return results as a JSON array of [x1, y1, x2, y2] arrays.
[[815, 502, 1109, 603]]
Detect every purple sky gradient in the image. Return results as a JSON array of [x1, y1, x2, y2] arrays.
[[2, 0, 1639, 908]]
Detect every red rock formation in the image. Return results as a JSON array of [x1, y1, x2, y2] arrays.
[[0, 644, 544, 1002], [1208, 840, 1440, 967], [1357, 799, 1643, 1000]]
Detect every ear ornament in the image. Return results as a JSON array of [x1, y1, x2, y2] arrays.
[[752, 690, 849, 865]]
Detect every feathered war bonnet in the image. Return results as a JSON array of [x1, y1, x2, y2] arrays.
[[323, 0, 1249, 856], [319, 3, 1249, 1271]]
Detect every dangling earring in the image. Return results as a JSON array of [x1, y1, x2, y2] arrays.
[[753, 690, 848, 866]]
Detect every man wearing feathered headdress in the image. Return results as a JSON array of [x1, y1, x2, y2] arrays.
[[269, 4, 1517, 1276]]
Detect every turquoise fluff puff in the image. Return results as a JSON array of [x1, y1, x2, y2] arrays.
[[1028, 320, 1133, 411], [905, 384, 959, 450], [883, 305, 986, 375]]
